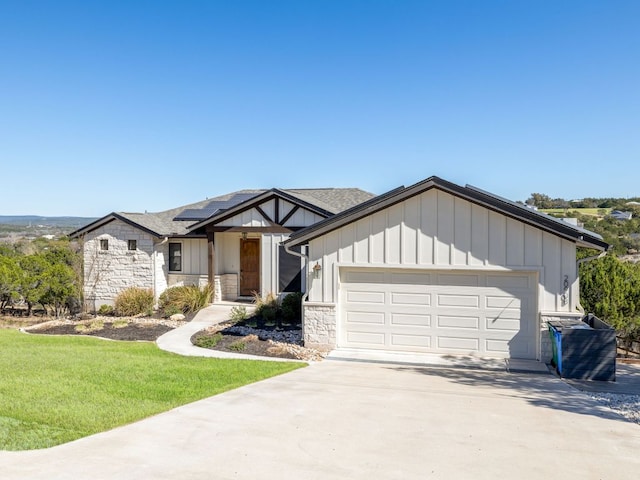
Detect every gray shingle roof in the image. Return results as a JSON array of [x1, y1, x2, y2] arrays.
[[71, 188, 375, 238]]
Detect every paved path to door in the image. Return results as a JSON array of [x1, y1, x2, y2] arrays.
[[2, 360, 639, 479]]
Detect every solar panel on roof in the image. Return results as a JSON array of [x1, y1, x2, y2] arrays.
[[173, 192, 260, 221]]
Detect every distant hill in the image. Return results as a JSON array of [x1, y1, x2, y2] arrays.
[[0, 216, 97, 228]]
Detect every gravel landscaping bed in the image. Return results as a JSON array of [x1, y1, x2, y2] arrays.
[[192, 323, 326, 362], [588, 393, 640, 424]]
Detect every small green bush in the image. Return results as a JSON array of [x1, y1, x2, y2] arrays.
[[229, 340, 246, 352], [97, 304, 114, 316], [162, 304, 182, 318], [193, 333, 222, 348], [281, 292, 303, 325], [159, 284, 212, 316], [114, 288, 154, 317], [229, 305, 247, 322]]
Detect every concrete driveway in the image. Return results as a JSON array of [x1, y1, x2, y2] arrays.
[[2, 360, 639, 480]]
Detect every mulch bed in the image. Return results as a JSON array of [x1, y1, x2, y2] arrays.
[[22, 316, 186, 342], [29, 322, 174, 341]]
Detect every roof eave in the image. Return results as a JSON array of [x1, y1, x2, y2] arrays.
[[285, 176, 610, 251], [68, 213, 163, 239], [187, 188, 334, 231]]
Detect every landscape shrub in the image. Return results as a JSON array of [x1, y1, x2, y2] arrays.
[[281, 292, 303, 325], [253, 292, 280, 328], [229, 305, 247, 322], [114, 288, 154, 317], [158, 284, 212, 316], [97, 304, 114, 316], [193, 333, 222, 348], [228, 340, 246, 352]]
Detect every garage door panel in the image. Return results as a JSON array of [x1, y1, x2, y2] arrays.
[[391, 292, 431, 306], [391, 273, 433, 285], [340, 269, 537, 359], [437, 274, 480, 286], [346, 331, 386, 346], [391, 313, 430, 326], [391, 334, 431, 348], [486, 296, 522, 309], [486, 316, 521, 331], [485, 339, 509, 354], [345, 311, 385, 324], [344, 271, 385, 283], [437, 336, 480, 351], [437, 294, 480, 308], [437, 315, 479, 329], [486, 274, 531, 289], [346, 290, 386, 304]]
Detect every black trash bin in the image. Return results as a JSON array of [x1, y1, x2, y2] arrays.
[[548, 314, 616, 381]]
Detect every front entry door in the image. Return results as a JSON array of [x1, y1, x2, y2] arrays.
[[240, 238, 260, 296]]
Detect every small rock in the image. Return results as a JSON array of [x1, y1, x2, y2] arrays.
[[170, 313, 186, 321]]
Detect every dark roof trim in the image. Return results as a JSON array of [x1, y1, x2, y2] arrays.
[[285, 176, 609, 251], [187, 188, 334, 231], [68, 213, 163, 239]]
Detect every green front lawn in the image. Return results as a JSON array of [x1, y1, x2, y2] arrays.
[[0, 330, 304, 450]]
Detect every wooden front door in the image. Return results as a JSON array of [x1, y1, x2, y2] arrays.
[[240, 238, 260, 296]]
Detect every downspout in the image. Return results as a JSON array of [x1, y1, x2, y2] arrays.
[[575, 248, 608, 313], [284, 243, 311, 302]]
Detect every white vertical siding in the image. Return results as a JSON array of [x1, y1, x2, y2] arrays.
[[436, 191, 454, 265], [403, 196, 419, 265], [308, 189, 580, 312], [284, 209, 324, 227], [488, 211, 506, 266], [506, 218, 525, 266], [470, 204, 488, 266], [453, 197, 471, 265], [419, 190, 436, 264], [180, 238, 208, 275]]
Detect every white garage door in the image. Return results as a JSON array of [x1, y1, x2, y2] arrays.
[[339, 269, 537, 359]]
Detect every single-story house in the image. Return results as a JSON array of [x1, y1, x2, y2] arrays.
[[610, 210, 633, 221], [70, 188, 375, 310], [284, 176, 609, 362]]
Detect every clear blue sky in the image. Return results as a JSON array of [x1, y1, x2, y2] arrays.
[[1, 1, 638, 216]]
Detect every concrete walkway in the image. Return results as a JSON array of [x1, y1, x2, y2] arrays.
[[2, 360, 639, 479], [155, 302, 294, 362]]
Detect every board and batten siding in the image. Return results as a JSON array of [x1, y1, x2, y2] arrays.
[[171, 238, 208, 275], [307, 189, 577, 313]]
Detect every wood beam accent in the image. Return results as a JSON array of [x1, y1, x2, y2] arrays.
[[279, 205, 300, 226], [274, 198, 280, 224], [207, 232, 215, 295], [254, 205, 274, 224]]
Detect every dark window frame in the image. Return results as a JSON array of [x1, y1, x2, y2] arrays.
[[100, 239, 109, 251], [128, 240, 137, 251], [169, 242, 182, 272]]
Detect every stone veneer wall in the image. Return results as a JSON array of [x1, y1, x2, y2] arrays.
[[83, 220, 155, 310], [539, 312, 584, 362], [213, 274, 239, 302], [167, 274, 209, 289], [302, 302, 337, 351]]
